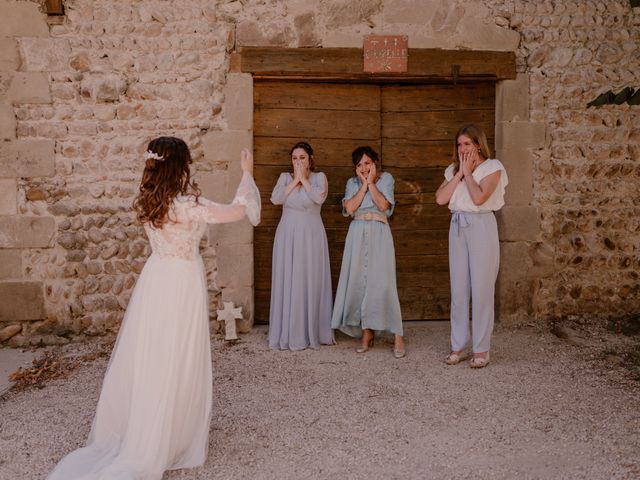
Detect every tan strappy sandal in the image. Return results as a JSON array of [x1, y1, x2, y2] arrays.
[[444, 351, 469, 365], [470, 352, 490, 368]]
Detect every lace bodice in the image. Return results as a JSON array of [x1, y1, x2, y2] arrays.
[[144, 172, 261, 260]]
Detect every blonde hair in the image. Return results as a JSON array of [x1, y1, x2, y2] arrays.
[[452, 124, 491, 174]]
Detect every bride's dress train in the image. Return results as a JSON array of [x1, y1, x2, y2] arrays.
[[48, 172, 260, 480]]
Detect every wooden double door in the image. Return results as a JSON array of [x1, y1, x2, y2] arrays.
[[253, 80, 495, 323]]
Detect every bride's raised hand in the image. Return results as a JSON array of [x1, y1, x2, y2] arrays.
[[241, 148, 253, 174]]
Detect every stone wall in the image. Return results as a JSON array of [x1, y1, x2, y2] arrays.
[[0, 0, 638, 346], [501, 0, 640, 321]]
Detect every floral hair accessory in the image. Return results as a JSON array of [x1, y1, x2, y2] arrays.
[[144, 150, 165, 161]]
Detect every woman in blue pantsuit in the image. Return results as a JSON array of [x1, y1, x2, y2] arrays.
[[436, 124, 508, 368], [332, 146, 405, 358]]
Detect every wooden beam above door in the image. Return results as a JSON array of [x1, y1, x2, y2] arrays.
[[231, 47, 516, 81]]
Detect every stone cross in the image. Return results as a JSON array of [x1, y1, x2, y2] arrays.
[[216, 302, 243, 341]]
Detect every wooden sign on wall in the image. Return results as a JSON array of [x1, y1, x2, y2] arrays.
[[363, 35, 408, 73]]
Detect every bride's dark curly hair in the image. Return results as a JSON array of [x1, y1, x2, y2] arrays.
[[133, 136, 201, 228]]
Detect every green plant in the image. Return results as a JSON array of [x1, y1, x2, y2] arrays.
[[587, 87, 640, 107]]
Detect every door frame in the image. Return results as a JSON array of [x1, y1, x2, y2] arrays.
[[220, 47, 538, 327]]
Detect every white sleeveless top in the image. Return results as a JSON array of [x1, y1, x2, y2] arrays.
[[444, 159, 508, 212]]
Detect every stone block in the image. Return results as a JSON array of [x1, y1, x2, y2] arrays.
[[18, 38, 71, 72], [0, 138, 55, 178], [495, 148, 533, 206], [496, 206, 540, 242], [0, 323, 21, 341], [216, 243, 253, 289], [0, 216, 55, 248], [222, 74, 253, 130], [220, 285, 253, 332], [236, 20, 295, 47], [455, 20, 520, 51], [496, 241, 534, 323], [80, 73, 128, 103], [0, 178, 16, 214], [382, 0, 439, 24], [202, 129, 252, 191], [0, 37, 19, 71], [202, 129, 252, 165], [323, 0, 383, 29], [7, 72, 51, 104], [0, 101, 16, 140], [0, 1, 49, 37], [209, 220, 253, 248], [294, 13, 319, 47], [196, 169, 228, 201], [0, 280, 45, 322], [495, 121, 546, 150], [0, 249, 21, 279], [321, 30, 365, 48], [496, 74, 529, 122]]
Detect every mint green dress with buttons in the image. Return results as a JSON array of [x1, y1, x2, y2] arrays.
[[331, 172, 403, 338]]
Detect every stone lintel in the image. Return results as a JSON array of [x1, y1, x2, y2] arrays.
[[0, 280, 45, 322], [0, 216, 56, 248], [496, 206, 540, 242]]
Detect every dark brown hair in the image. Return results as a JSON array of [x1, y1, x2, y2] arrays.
[[452, 124, 492, 174], [289, 141, 316, 172], [133, 136, 200, 228], [352, 145, 380, 167]]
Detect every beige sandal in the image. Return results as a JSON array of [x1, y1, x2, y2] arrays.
[[470, 352, 490, 368], [444, 351, 469, 365]]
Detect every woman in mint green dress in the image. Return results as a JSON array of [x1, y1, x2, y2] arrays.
[[331, 146, 405, 358]]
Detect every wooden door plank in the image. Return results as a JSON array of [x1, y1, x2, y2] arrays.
[[255, 108, 380, 139], [382, 110, 495, 141], [255, 82, 380, 111], [382, 83, 495, 112], [254, 137, 380, 168]]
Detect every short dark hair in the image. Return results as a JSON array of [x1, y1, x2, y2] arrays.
[[352, 146, 380, 167]]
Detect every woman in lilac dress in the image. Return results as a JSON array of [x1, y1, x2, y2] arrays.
[[268, 141, 334, 350]]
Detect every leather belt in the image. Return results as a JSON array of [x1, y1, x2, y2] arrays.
[[354, 212, 389, 224]]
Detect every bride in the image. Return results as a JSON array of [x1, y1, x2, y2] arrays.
[[48, 137, 260, 480]]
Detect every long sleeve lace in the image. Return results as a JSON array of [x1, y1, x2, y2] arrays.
[[232, 171, 261, 226], [270, 173, 290, 205], [184, 172, 260, 225]]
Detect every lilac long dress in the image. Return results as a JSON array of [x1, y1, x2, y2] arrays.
[[268, 172, 334, 350]]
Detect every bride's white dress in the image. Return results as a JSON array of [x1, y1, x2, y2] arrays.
[[48, 172, 260, 480]]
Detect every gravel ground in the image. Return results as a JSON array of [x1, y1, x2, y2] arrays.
[[1, 322, 639, 480]]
